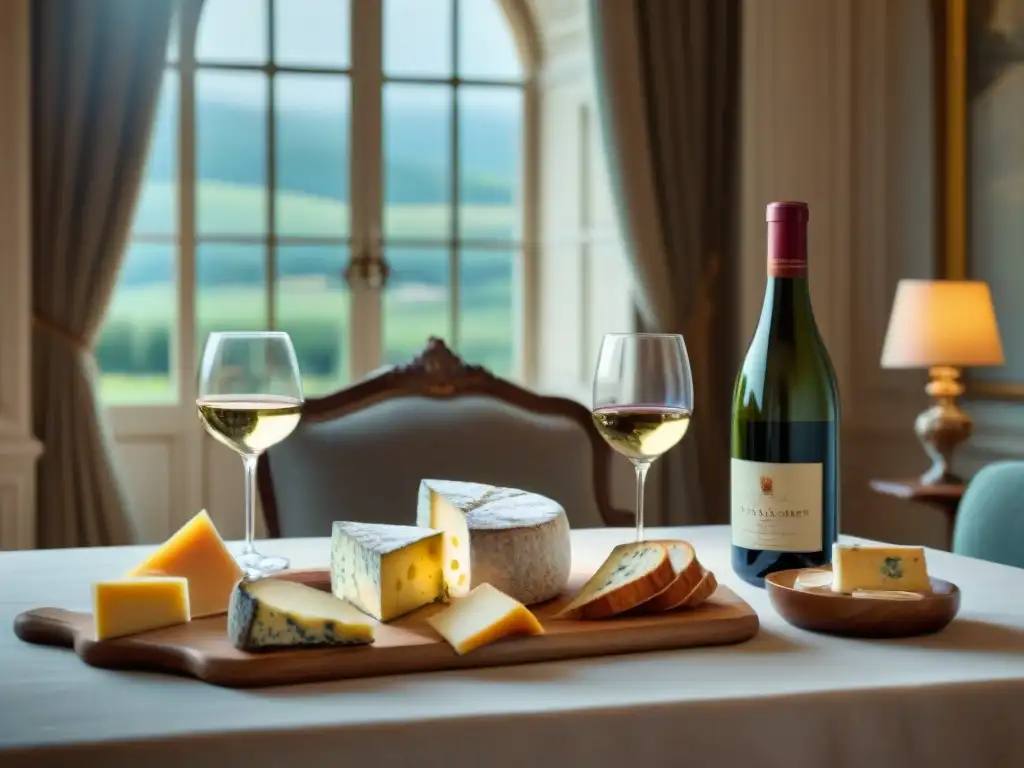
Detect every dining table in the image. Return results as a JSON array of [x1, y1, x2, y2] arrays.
[[2, 524, 1024, 767]]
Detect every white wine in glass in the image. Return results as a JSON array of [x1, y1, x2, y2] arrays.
[[197, 331, 304, 576], [592, 333, 694, 542]]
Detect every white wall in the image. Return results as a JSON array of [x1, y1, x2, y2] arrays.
[[742, 0, 1015, 550], [530, 0, 644, 521], [0, 0, 42, 550]]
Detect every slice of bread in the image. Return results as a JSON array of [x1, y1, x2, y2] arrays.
[[635, 540, 705, 613], [680, 568, 717, 609], [556, 541, 675, 620]]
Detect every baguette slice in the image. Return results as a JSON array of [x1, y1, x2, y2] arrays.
[[556, 541, 675, 620], [635, 540, 705, 613], [680, 568, 718, 609]]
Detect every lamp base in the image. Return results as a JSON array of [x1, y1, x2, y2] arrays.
[[914, 366, 972, 487]]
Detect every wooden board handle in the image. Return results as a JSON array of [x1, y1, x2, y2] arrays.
[[14, 608, 79, 648], [11, 570, 329, 652]]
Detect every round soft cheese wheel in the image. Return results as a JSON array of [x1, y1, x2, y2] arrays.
[[417, 480, 572, 605]]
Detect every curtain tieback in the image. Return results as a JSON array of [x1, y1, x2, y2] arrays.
[[33, 313, 90, 353]]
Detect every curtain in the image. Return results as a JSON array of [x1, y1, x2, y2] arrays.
[[589, 0, 741, 525], [32, 0, 176, 547]]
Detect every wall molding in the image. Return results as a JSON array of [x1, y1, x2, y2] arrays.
[[741, 0, 856, 404], [0, 0, 39, 549]]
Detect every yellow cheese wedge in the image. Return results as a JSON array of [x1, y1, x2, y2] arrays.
[[831, 543, 931, 594], [126, 510, 244, 617], [94, 577, 191, 641], [426, 582, 544, 655]]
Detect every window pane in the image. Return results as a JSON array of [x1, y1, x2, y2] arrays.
[[196, 243, 268, 357], [383, 247, 450, 365], [133, 72, 179, 237], [97, 243, 177, 405], [275, 74, 350, 238], [384, 84, 452, 240], [458, 86, 521, 241], [458, 0, 523, 80], [384, 0, 452, 78], [459, 248, 515, 377], [196, 0, 268, 64], [275, 0, 350, 68], [197, 72, 268, 236], [276, 245, 350, 395]]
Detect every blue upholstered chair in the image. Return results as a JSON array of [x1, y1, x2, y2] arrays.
[[952, 461, 1024, 568]]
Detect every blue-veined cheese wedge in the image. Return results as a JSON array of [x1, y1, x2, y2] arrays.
[[331, 521, 445, 622], [228, 577, 375, 651], [831, 543, 930, 594]]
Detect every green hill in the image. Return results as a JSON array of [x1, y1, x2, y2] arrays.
[[99, 96, 521, 399]]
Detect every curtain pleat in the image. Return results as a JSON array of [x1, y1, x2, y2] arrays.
[[589, 0, 741, 524], [32, 0, 177, 547]]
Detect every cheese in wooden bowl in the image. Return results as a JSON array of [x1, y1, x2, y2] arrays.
[[766, 543, 961, 638]]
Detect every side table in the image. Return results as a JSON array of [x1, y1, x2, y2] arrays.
[[869, 478, 965, 550]]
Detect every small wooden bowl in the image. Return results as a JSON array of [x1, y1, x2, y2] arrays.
[[765, 567, 961, 638]]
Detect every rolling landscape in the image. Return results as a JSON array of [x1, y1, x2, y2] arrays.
[[99, 89, 522, 402]]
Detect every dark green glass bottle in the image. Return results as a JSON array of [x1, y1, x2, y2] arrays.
[[731, 201, 841, 587]]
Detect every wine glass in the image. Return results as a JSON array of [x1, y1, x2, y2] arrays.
[[592, 333, 694, 542], [197, 331, 304, 576]]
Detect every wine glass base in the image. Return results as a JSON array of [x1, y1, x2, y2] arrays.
[[237, 550, 290, 578]]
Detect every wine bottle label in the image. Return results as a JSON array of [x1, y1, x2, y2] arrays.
[[730, 458, 822, 552]]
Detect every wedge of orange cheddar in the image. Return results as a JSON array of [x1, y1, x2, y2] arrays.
[[126, 510, 244, 617]]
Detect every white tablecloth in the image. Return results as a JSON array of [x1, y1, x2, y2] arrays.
[[2, 525, 1024, 767]]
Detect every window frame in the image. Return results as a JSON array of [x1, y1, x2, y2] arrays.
[[112, 0, 541, 414]]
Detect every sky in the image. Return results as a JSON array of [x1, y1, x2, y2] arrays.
[[183, 0, 523, 111]]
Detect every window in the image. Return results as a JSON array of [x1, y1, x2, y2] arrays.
[[99, 0, 530, 404]]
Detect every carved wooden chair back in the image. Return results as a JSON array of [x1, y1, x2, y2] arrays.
[[258, 337, 631, 537]]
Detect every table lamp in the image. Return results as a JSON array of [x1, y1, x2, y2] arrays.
[[880, 279, 1004, 486]]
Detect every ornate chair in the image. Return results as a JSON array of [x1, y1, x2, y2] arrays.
[[257, 337, 631, 538]]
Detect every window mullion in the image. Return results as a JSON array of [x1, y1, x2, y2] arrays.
[[449, 0, 461, 351], [178, 1, 199, 404], [177, 0, 204, 527], [349, 0, 384, 377], [265, 0, 277, 330]]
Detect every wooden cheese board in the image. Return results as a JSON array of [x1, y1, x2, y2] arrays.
[[13, 567, 759, 689]]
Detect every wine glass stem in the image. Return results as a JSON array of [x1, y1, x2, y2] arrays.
[[633, 460, 650, 542], [241, 454, 258, 555]]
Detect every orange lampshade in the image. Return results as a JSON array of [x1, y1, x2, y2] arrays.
[[880, 279, 1004, 369]]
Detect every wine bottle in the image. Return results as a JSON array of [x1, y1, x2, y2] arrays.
[[730, 201, 840, 587]]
